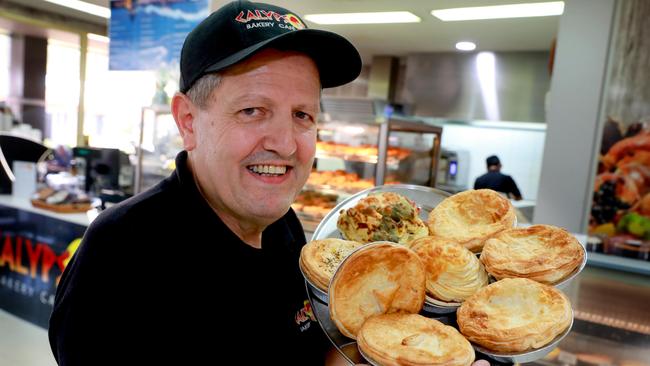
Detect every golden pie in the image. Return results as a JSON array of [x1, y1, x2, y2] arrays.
[[427, 189, 516, 252], [457, 278, 572, 353], [358, 313, 475, 366], [480, 225, 584, 284], [337, 192, 429, 244], [329, 242, 426, 339], [409, 236, 489, 303], [299, 238, 364, 292]]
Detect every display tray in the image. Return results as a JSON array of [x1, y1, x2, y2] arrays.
[[307, 184, 582, 365], [30, 199, 92, 213]]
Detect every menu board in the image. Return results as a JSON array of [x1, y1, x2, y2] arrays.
[[109, 0, 209, 70]]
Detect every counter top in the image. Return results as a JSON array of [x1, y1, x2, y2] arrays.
[[0, 195, 94, 227]]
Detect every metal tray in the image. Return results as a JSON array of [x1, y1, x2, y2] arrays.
[[298, 261, 329, 304], [305, 184, 575, 365], [423, 295, 461, 315]]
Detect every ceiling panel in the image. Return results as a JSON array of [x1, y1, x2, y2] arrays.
[[3, 0, 560, 63]]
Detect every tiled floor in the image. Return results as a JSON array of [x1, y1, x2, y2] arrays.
[[0, 309, 56, 366]]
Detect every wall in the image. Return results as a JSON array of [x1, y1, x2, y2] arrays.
[[534, 0, 617, 232], [397, 51, 550, 123]]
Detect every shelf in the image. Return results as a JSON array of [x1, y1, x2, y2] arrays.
[[303, 184, 361, 197], [587, 252, 650, 276], [315, 151, 401, 169]]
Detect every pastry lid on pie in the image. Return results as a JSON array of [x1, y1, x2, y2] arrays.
[[299, 238, 364, 292], [358, 313, 475, 366], [457, 278, 572, 353], [427, 189, 516, 252], [409, 236, 489, 303], [329, 242, 426, 339], [337, 192, 429, 245], [480, 225, 585, 284]]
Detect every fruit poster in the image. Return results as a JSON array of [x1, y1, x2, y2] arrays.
[[589, 0, 650, 261]]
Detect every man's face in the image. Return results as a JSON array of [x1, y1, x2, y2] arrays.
[[186, 49, 320, 229]]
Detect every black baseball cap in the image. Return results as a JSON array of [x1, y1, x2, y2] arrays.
[[486, 155, 501, 167], [179, 0, 362, 93]]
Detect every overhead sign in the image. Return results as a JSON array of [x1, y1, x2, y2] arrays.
[[109, 0, 209, 70]]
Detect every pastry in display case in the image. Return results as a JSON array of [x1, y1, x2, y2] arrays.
[[294, 112, 443, 227]]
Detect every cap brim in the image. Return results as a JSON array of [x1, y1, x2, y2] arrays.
[[202, 29, 362, 88]]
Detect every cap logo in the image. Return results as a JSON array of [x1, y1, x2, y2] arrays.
[[235, 9, 305, 30]]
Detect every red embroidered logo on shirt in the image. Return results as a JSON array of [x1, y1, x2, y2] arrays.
[[295, 300, 316, 332]]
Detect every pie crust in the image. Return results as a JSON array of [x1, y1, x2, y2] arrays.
[[358, 313, 475, 366], [457, 278, 572, 353], [480, 225, 584, 284], [427, 189, 515, 252], [329, 242, 426, 339]]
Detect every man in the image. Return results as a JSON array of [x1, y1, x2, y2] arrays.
[[49, 2, 494, 365], [474, 155, 522, 200], [49, 1, 360, 364]]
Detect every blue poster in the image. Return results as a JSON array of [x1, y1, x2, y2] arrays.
[[109, 0, 209, 70]]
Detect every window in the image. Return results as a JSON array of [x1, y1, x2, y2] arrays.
[[45, 38, 80, 147], [83, 38, 160, 154]]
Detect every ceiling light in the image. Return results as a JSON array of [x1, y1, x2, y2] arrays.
[[44, 0, 111, 19], [432, 1, 564, 21], [456, 41, 476, 51], [305, 11, 420, 25]]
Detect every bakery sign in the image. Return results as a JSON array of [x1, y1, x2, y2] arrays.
[[0, 205, 86, 328]]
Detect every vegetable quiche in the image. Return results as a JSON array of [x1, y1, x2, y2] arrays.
[[337, 192, 429, 245]]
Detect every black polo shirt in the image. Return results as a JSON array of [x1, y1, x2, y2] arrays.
[[49, 151, 328, 365], [474, 171, 522, 199]]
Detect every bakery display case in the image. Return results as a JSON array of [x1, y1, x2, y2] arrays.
[[294, 113, 443, 230], [528, 266, 650, 366], [134, 105, 182, 194]]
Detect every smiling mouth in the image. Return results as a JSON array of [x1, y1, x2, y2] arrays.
[[247, 164, 289, 177]]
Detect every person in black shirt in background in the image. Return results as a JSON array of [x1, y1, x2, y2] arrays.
[[474, 155, 523, 200]]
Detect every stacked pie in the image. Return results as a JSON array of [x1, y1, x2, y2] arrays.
[[409, 236, 489, 303], [337, 192, 429, 245], [480, 225, 585, 284], [299, 238, 365, 292], [457, 278, 573, 353], [357, 313, 475, 366], [427, 189, 516, 252], [329, 242, 425, 339]]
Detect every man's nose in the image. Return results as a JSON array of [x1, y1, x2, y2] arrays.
[[262, 116, 297, 158]]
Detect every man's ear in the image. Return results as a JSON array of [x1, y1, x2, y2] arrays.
[[171, 92, 197, 151]]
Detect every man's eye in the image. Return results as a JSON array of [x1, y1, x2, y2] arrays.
[[241, 108, 258, 116], [295, 111, 312, 121]]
